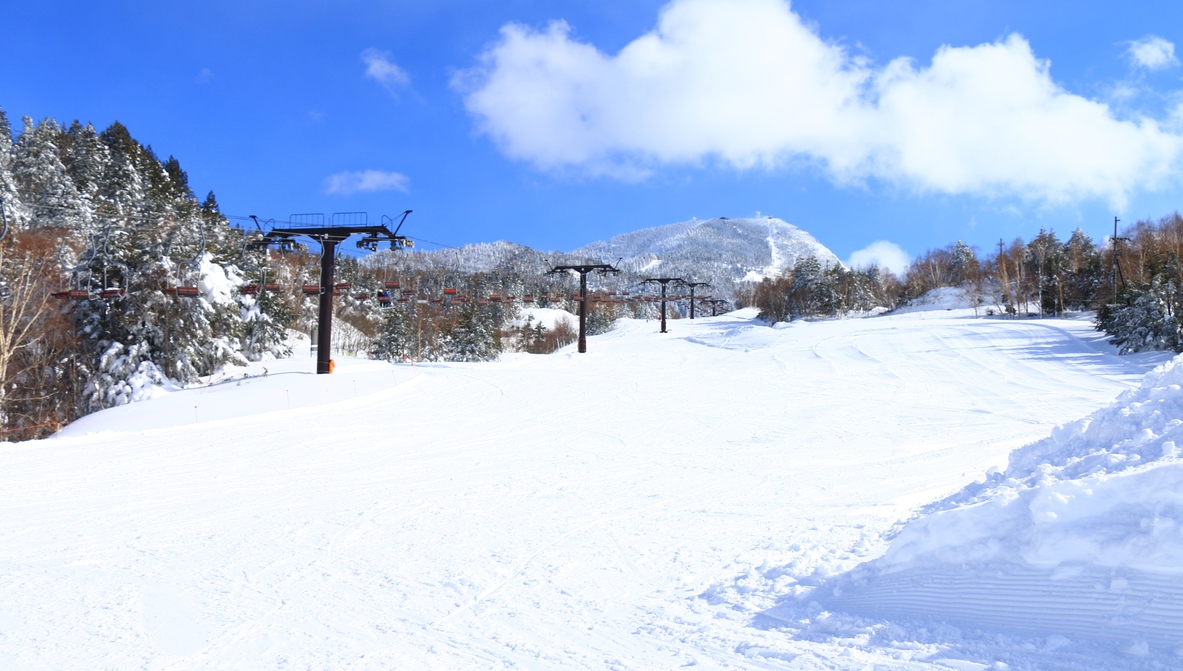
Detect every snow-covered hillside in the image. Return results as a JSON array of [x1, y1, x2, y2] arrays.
[[3, 308, 1175, 669], [573, 216, 841, 282], [377, 216, 839, 296]]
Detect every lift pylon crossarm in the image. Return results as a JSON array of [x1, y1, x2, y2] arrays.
[[640, 276, 685, 334], [677, 280, 711, 319], [546, 263, 621, 353], [252, 211, 414, 374]]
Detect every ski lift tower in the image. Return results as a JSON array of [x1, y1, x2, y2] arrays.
[[547, 263, 620, 353], [641, 277, 685, 333], [252, 210, 412, 374], [679, 280, 711, 319]]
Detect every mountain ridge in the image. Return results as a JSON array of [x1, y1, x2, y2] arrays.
[[385, 216, 841, 295]]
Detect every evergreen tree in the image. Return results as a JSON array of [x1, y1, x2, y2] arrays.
[[441, 302, 500, 361], [372, 305, 414, 361], [12, 117, 83, 230], [0, 107, 21, 231], [1097, 280, 1182, 354]]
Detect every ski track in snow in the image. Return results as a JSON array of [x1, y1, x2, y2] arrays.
[[0, 308, 1175, 669], [766, 219, 782, 278]]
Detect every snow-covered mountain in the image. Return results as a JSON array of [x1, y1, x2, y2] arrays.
[[382, 216, 840, 295], [572, 216, 840, 282]]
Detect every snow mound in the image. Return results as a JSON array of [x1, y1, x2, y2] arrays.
[[822, 355, 1183, 649], [512, 307, 575, 331], [890, 286, 980, 314]]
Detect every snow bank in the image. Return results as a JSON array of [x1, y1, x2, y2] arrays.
[[891, 286, 977, 314], [823, 355, 1183, 649], [512, 307, 575, 331]]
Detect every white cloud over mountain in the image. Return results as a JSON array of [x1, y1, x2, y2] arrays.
[[455, 0, 1183, 207], [847, 241, 911, 275]]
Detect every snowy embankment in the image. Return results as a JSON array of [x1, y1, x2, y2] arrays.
[[3, 307, 1176, 669], [511, 306, 575, 331], [823, 355, 1183, 651]]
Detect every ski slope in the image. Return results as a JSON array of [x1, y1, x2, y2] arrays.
[[1, 308, 1174, 669]]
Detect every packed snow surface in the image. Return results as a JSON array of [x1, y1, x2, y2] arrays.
[[823, 353, 1183, 650], [2, 308, 1175, 669]]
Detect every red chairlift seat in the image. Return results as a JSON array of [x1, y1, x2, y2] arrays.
[[357, 294, 371, 301], [240, 284, 260, 295], [478, 299, 488, 305], [430, 298, 442, 304], [165, 286, 200, 297], [385, 280, 401, 289], [335, 282, 352, 290], [523, 294, 534, 303], [101, 288, 126, 299], [397, 297, 409, 303], [489, 294, 502, 302], [302, 285, 320, 296], [443, 288, 458, 295], [402, 289, 416, 296]]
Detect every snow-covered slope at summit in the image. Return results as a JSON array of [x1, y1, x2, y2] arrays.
[[378, 216, 840, 293], [2, 309, 1174, 669], [821, 354, 1183, 650], [574, 216, 840, 282]]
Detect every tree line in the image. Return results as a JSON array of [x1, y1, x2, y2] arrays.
[[750, 215, 1183, 355], [0, 109, 639, 439]]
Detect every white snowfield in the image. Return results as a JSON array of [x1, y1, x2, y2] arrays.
[[824, 353, 1183, 651], [1, 307, 1175, 669]]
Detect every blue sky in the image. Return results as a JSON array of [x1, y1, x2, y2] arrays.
[[6, 0, 1183, 270]]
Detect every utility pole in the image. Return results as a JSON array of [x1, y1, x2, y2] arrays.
[[253, 211, 412, 373], [1110, 216, 1128, 304], [679, 280, 711, 319], [547, 263, 620, 353], [641, 277, 684, 333]]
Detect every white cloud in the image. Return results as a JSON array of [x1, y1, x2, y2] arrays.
[[847, 240, 911, 275], [455, 0, 1183, 206], [362, 48, 411, 94], [323, 170, 410, 195], [1126, 36, 1179, 70]]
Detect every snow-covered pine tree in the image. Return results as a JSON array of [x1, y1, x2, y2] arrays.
[[1097, 280, 1181, 354], [440, 301, 500, 362], [12, 118, 83, 230], [371, 304, 414, 361], [0, 107, 22, 231]]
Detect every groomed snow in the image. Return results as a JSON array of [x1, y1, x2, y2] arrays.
[[2, 308, 1175, 669], [823, 353, 1183, 653]]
